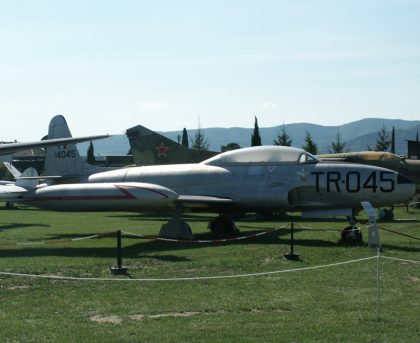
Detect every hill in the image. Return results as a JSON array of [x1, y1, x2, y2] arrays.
[[161, 118, 420, 154], [79, 118, 420, 156]]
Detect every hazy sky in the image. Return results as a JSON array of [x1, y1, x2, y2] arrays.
[[1, 0, 419, 141]]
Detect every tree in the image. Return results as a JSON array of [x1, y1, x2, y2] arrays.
[[181, 128, 189, 148], [391, 126, 395, 154], [329, 128, 346, 153], [87, 141, 96, 165], [374, 125, 391, 152], [251, 116, 262, 146], [221, 142, 241, 152], [191, 121, 209, 151], [302, 130, 318, 155], [273, 124, 292, 146]]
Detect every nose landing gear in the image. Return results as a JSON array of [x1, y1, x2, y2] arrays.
[[341, 217, 363, 243]]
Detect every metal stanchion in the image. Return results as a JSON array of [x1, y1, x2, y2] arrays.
[[284, 223, 300, 260], [110, 230, 128, 275]]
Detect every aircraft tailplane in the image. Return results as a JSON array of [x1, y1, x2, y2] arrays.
[[15, 167, 39, 189]]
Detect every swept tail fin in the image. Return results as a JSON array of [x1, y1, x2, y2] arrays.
[[126, 125, 217, 165], [3, 162, 22, 179]]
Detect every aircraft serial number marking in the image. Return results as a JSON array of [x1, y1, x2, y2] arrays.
[[311, 171, 395, 193], [55, 150, 76, 158]]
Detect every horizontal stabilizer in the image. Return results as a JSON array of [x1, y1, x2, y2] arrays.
[[15, 167, 39, 189]]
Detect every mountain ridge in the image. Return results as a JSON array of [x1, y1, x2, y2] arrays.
[[78, 118, 420, 156]]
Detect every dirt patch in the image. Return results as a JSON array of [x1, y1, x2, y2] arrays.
[[149, 311, 201, 319], [241, 308, 290, 313], [129, 312, 201, 321], [410, 276, 420, 282], [90, 315, 123, 324], [128, 314, 145, 321], [128, 308, 289, 321], [7, 285, 31, 290]]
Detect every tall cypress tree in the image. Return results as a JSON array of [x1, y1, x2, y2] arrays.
[[87, 141, 96, 165], [391, 126, 395, 154], [181, 128, 189, 148], [251, 116, 262, 146]]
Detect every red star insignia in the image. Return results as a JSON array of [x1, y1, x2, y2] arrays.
[[156, 142, 169, 157]]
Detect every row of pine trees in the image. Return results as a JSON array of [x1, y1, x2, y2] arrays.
[[86, 116, 398, 160], [180, 116, 396, 155]]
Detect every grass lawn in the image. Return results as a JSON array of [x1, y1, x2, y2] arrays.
[[1, 204, 419, 342]]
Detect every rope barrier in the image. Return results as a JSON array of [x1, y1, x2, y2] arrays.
[[1, 255, 418, 284], [293, 224, 344, 233], [0, 256, 377, 282], [122, 226, 287, 244], [0, 227, 287, 247], [381, 256, 420, 264], [379, 226, 420, 241]]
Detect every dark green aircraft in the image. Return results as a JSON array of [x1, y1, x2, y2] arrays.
[[126, 125, 217, 165]]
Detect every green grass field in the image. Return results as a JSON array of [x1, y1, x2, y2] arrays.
[[1, 204, 419, 342]]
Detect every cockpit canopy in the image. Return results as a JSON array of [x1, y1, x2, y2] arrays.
[[203, 146, 319, 166]]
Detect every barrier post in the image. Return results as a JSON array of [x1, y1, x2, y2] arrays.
[[284, 223, 300, 260], [110, 230, 128, 275], [360, 202, 381, 321]]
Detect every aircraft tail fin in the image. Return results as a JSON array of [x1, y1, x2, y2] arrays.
[[44, 115, 103, 177], [126, 125, 216, 165]]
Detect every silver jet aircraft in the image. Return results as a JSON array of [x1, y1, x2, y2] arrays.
[[20, 137, 416, 239]]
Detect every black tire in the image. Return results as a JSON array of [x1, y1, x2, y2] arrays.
[[341, 226, 363, 243], [209, 216, 238, 234]]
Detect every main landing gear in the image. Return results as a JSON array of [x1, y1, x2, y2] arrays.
[[159, 210, 239, 239], [208, 215, 239, 234], [379, 207, 394, 221], [341, 217, 363, 244]]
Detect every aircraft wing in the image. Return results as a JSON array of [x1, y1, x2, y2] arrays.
[[0, 134, 110, 156]]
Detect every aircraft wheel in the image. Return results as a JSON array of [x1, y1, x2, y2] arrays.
[[209, 216, 238, 234], [341, 226, 363, 244], [379, 208, 394, 221], [5, 201, 15, 209]]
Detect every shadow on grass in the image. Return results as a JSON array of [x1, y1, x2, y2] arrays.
[[3, 232, 419, 260], [0, 241, 192, 262], [0, 223, 50, 232], [0, 227, 347, 260]]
